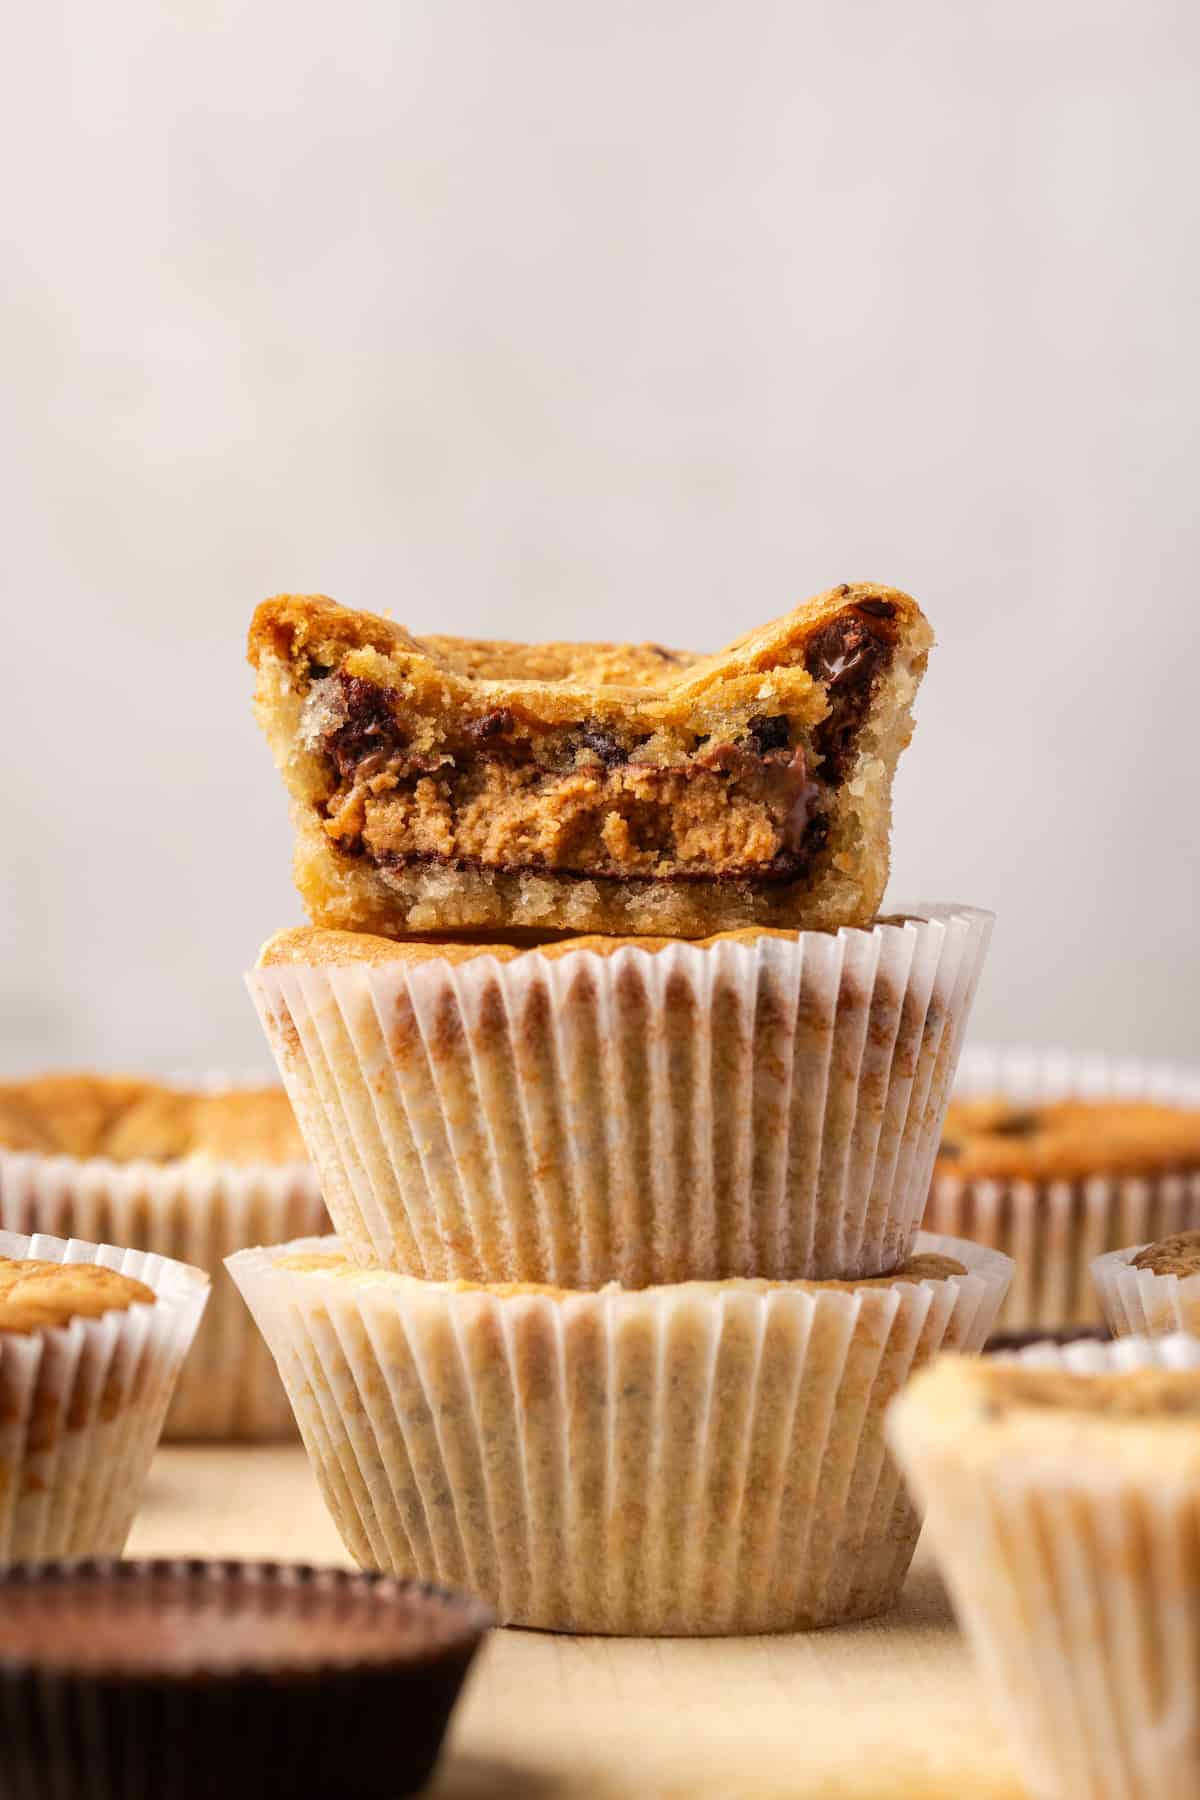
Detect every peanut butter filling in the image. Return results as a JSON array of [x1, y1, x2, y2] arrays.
[[324, 732, 827, 885], [302, 603, 896, 888]]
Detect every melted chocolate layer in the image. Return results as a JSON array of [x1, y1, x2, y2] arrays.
[[373, 818, 828, 889], [803, 610, 894, 786], [327, 677, 407, 782]]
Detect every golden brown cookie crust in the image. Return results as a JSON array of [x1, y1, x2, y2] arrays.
[[936, 1095, 1200, 1182], [896, 1357, 1200, 1489], [276, 1247, 966, 1299], [1130, 1231, 1200, 1278], [0, 1257, 155, 1334], [247, 585, 921, 710], [248, 585, 932, 939], [956, 1359, 1200, 1419], [0, 1074, 307, 1166], [257, 919, 831, 970]]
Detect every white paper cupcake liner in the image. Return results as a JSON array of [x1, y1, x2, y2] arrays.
[[0, 1142, 325, 1441], [922, 1047, 1200, 1331], [997, 1331, 1200, 1372], [0, 1228, 208, 1563], [890, 1335, 1200, 1800], [247, 902, 991, 1286], [228, 1229, 1010, 1634], [1091, 1244, 1200, 1340]]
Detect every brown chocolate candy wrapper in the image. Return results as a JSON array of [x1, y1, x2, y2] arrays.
[[0, 1559, 490, 1800]]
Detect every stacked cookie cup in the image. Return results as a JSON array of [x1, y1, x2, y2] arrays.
[[230, 583, 1012, 1633], [233, 909, 1006, 1633]]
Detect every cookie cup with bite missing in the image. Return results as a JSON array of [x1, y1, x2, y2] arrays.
[[229, 1230, 1010, 1634], [890, 1338, 1200, 1800], [0, 1074, 325, 1439], [923, 1048, 1200, 1331], [248, 585, 933, 941], [248, 904, 991, 1286], [0, 1228, 207, 1562]]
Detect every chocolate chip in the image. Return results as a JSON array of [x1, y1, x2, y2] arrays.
[[379, 845, 824, 886], [747, 808, 828, 882], [938, 1140, 963, 1160], [987, 1110, 1042, 1139], [574, 726, 629, 767], [793, 809, 828, 865], [466, 709, 514, 743], [325, 675, 407, 782], [805, 616, 877, 688], [855, 598, 896, 620], [307, 660, 333, 681], [746, 714, 790, 754], [804, 614, 890, 786], [699, 741, 747, 775]]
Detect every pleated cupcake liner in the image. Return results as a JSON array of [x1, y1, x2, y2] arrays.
[[1091, 1244, 1200, 1339], [922, 1047, 1200, 1331], [247, 902, 991, 1286], [0, 1143, 325, 1440], [228, 1229, 1011, 1635], [890, 1335, 1200, 1800], [0, 1560, 489, 1800], [0, 1228, 208, 1563], [998, 1331, 1200, 1372]]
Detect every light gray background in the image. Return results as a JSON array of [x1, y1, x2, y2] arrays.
[[2, 0, 1197, 1075]]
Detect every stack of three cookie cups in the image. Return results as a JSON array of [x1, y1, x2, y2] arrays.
[[229, 902, 1013, 1634]]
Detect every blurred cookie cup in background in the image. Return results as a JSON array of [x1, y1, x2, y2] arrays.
[[0, 1229, 207, 1563], [923, 1048, 1200, 1332], [0, 1074, 325, 1440], [1093, 1229, 1200, 1338], [890, 1335, 1200, 1800], [229, 1230, 1010, 1635], [248, 903, 991, 1288]]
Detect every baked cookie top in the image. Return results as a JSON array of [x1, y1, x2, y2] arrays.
[[259, 920, 813, 970], [967, 1363, 1200, 1417], [895, 1355, 1200, 1476], [248, 585, 927, 719], [935, 1095, 1200, 1182], [0, 1257, 155, 1334], [0, 1074, 307, 1166], [256, 911, 924, 971], [1130, 1231, 1200, 1278], [275, 1248, 967, 1300], [248, 585, 932, 941]]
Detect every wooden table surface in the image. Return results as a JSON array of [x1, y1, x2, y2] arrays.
[[126, 1446, 1027, 1800]]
